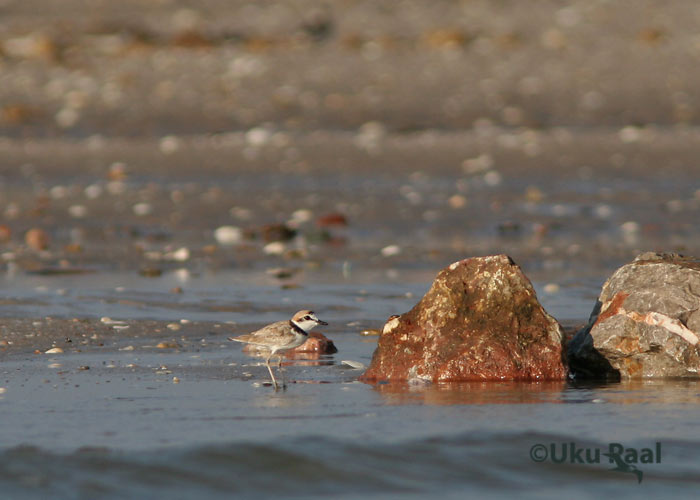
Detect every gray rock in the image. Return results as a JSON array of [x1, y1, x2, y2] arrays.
[[569, 253, 700, 379]]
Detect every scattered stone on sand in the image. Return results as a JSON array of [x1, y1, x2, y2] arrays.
[[133, 202, 153, 216], [316, 213, 348, 227], [45, 347, 64, 354], [139, 267, 163, 277], [166, 247, 190, 262], [262, 241, 286, 255], [0, 225, 11, 243], [360, 255, 568, 383], [266, 267, 298, 279], [261, 223, 296, 242], [568, 252, 700, 380], [213, 225, 243, 246], [156, 341, 181, 349], [68, 204, 88, 218], [25, 228, 50, 251], [360, 328, 382, 336], [380, 245, 401, 257], [101, 317, 124, 325], [341, 360, 365, 369]]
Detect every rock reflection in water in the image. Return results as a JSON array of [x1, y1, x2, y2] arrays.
[[374, 379, 700, 406], [372, 380, 567, 405]]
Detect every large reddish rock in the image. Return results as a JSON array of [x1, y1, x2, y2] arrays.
[[359, 255, 567, 383], [568, 253, 700, 379]]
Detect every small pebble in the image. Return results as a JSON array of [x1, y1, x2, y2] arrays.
[[159, 136, 180, 154], [25, 228, 50, 251], [170, 247, 190, 261], [462, 153, 493, 174], [214, 225, 243, 245], [594, 204, 613, 219], [45, 347, 64, 354], [620, 221, 640, 234], [266, 267, 296, 279], [84, 184, 103, 199], [448, 194, 467, 209], [166, 323, 181, 331], [133, 203, 153, 216], [156, 341, 181, 349], [0, 225, 11, 243], [263, 241, 286, 255], [108, 162, 128, 180], [341, 360, 366, 369], [0, 388, 6, 394], [68, 205, 88, 218], [290, 209, 313, 224], [106, 181, 126, 195], [483, 170, 503, 186], [619, 126, 642, 143], [50, 185, 69, 199], [316, 213, 348, 227], [381, 245, 401, 257], [543, 283, 560, 294], [245, 126, 272, 147], [360, 329, 382, 336], [100, 317, 124, 325], [139, 267, 162, 277], [172, 377, 180, 384]]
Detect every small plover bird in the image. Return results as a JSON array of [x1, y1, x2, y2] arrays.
[[229, 310, 328, 389]]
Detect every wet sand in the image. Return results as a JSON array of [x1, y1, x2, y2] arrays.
[[1, 1, 700, 497]]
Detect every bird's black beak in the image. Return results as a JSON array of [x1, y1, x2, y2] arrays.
[[318, 320, 329, 326]]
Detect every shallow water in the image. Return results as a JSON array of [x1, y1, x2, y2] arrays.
[[1, 275, 699, 498], [0, 269, 597, 324], [2, 361, 700, 499]]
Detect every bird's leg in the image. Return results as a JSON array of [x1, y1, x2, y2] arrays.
[[265, 352, 278, 390], [279, 354, 287, 389]]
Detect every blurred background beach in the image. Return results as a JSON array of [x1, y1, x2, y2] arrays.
[[0, 0, 698, 281]]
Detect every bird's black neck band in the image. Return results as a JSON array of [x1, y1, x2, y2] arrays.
[[289, 321, 308, 335]]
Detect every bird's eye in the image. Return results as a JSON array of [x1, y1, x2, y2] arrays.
[[304, 316, 312, 320]]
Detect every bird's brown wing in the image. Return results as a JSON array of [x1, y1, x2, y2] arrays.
[[230, 320, 294, 348]]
